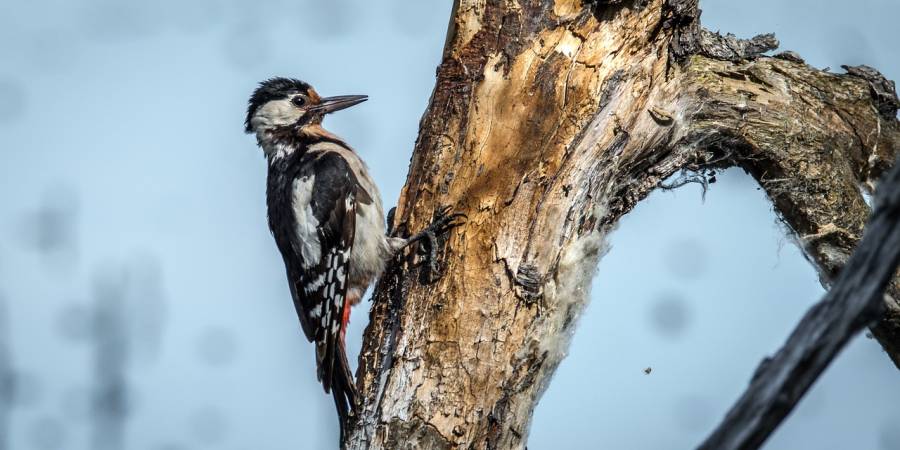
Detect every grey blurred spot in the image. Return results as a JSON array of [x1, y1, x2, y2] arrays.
[[89, 264, 133, 450], [298, 0, 359, 39], [91, 265, 130, 338], [92, 382, 134, 419], [662, 237, 708, 280], [26, 416, 65, 450], [85, 257, 167, 362], [672, 394, 715, 433], [880, 418, 900, 450], [648, 292, 691, 339], [6, 370, 43, 409], [20, 186, 79, 257], [195, 326, 238, 367], [389, 1, 436, 38], [0, 79, 27, 124], [61, 386, 92, 420], [57, 303, 94, 342], [122, 255, 167, 363], [189, 406, 228, 445], [223, 25, 271, 71]]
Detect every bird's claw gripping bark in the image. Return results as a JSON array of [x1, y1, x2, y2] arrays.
[[415, 206, 467, 283], [430, 206, 467, 234]]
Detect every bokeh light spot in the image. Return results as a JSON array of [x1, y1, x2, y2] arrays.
[[195, 326, 238, 367], [20, 187, 79, 257], [648, 292, 692, 339]]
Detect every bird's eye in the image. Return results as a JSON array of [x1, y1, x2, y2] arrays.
[[292, 96, 306, 107]]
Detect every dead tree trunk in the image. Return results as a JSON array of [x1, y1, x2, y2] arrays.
[[346, 1, 900, 448]]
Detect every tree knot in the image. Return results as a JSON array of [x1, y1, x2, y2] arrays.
[[514, 263, 544, 307]]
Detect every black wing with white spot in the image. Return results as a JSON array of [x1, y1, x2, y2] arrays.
[[267, 149, 359, 428], [290, 152, 357, 390]]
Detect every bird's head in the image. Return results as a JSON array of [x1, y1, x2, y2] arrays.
[[244, 77, 367, 134]]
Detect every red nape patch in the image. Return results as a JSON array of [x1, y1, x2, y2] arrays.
[[340, 296, 351, 342]]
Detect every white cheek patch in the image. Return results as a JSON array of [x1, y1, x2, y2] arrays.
[[251, 98, 303, 130]]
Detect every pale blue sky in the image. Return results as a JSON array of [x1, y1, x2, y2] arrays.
[[0, 1, 897, 449]]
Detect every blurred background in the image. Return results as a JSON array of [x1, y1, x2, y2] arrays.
[[0, 0, 897, 449]]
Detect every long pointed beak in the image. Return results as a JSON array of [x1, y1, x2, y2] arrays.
[[312, 95, 368, 114]]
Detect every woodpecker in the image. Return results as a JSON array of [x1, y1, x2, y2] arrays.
[[245, 77, 462, 439]]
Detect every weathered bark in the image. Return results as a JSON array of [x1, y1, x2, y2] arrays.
[[345, 0, 900, 448]]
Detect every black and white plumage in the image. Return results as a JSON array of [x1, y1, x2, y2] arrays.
[[245, 78, 463, 440]]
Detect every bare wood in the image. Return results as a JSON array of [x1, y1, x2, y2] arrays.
[[344, 0, 900, 448]]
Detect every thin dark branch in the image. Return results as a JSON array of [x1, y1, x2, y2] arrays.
[[698, 156, 900, 450]]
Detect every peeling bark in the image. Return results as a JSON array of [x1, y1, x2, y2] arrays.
[[344, 0, 900, 448]]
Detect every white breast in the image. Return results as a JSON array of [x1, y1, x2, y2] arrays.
[[307, 142, 391, 300]]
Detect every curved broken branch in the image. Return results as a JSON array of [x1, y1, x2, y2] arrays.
[[676, 55, 900, 368], [698, 154, 900, 449]]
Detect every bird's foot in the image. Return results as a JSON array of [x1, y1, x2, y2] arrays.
[[412, 206, 466, 283]]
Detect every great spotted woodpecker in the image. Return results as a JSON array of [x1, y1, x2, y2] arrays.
[[244, 78, 463, 440]]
